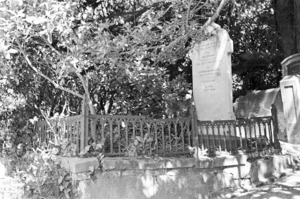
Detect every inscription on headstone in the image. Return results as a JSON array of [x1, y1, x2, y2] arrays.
[[189, 24, 235, 121]]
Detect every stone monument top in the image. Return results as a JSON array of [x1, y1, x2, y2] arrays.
[[281, 53, 300, 77]]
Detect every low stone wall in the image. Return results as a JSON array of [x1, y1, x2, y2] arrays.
[[60, 154, 298, 199]]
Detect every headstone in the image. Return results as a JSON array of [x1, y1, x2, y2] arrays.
[[280, 76, 300, 144], [281, 53, 300, 77], [233, 88, 287, 141], [189, 23, 235, 121]]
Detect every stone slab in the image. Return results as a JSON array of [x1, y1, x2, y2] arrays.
[[60, 157, 99, 174], [190, 24, 235, 121], [77, 155, 295, 199], [280, 75, 300, 144], [102, 156, 247, 172]]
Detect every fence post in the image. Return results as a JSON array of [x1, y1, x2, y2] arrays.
[[190, 105, 199, 147], [80, 95, 89, 151], [271, 104, 281, 150], [90, 116, 96, 143]]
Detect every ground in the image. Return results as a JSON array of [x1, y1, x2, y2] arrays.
[[221, 170, 300, 199]]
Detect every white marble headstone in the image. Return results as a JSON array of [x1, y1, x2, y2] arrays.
[[189, 23, 235, 121]]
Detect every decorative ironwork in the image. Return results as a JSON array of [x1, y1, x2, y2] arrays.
[[35, 108, 278, 157]]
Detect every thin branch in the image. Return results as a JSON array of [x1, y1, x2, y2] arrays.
[[191, 0, 207, 14], [15, 39, 84, 99], [41, 36, 63, 57], [164, 0, 230, 51], [186, 0, 193, 30], [201, 0, 229, 30]]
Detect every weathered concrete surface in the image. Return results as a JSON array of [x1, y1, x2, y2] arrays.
[[61, 155, 297, 199], [60, 157, 99, 173], [0, 176, 24, 199]]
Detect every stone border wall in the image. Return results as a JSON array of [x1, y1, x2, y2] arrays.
[[60, 154, 297, 199]]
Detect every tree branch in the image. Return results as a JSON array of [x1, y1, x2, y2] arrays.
[[186, 0, 193, 31], [16, 39, 84, 99], [163, 0, 230, 53], [77, 72, 96, 114]]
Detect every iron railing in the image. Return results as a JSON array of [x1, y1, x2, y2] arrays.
[[35, 106, 280, 157], [197, 116, 275, 155], [91, 115, 192, 156], [35, 115, 82, 148]]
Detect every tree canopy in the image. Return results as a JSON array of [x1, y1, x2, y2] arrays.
[[0, 0, 290, 125]]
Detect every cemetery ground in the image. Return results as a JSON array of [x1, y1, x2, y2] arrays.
[[220, 170, 300, 199]]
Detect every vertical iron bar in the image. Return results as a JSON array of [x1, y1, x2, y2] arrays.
[[212, 123, 216, 152], [253, 120, 258, 152], [110, 119, 113, 153], [217, 125, 222, 151], [101, 118, 105, 152], [168, 122, 172, 152], [162, 122, 165, 155], [258, 120, 263, 151], [155, 122, 158, 154], [233, 121, 239, 154], [223, 123, 227, 152], [181, 121, 185, 152], [227, 123, 233, 153], [238, 121, 243, 151], [126, 119, 129, 151], [205, 124, 210, 150], [188, 119, 191, 147], [118, 119, 121, 153], [175, 121, 178, 152], [244, 121, 248, 152], [268, 119, 273, 146], [133, 119, 136, 139]]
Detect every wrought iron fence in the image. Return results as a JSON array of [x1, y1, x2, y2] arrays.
[[91, 115, 192, 156], [34, 105, 280, 157], [35, 115, 82, 149], [197, 116, 275, 155]]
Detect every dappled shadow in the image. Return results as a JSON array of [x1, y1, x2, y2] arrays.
[[139, 163, 237, 199], [229, 185, 300, 199]]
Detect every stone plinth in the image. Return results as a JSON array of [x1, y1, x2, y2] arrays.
[[280, 75, 300, 144], [189, 24, 235, 121], [60, 157, 99, 173], [75, 155, 296, 199]]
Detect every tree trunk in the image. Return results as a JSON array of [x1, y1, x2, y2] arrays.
[[294, 0, 300, 53], [275, 0, 296, 58], [77, 74, 97, 141], [275, 0, 300, 58]]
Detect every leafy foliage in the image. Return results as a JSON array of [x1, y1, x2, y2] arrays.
[[0, 146, 78, 199], [125, 132, 155, 157], [217, 0, 283, 99], [0, 0, 205, 121]]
